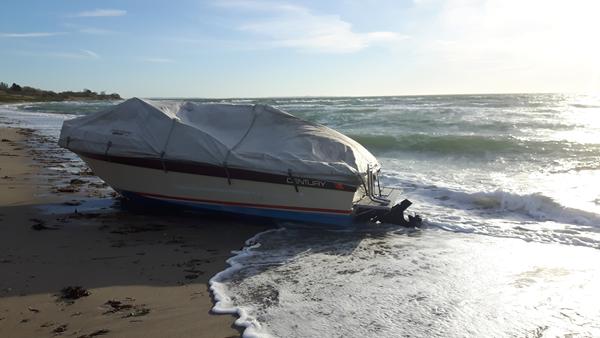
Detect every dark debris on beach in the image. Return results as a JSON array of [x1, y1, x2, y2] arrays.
[[103, 300, 133, 314], [30, 218, 58, 231], [59, 286, 91, 300], [102, 299, 150, 319], [52, 323, 68, 334], [77, 329, 110, 338]]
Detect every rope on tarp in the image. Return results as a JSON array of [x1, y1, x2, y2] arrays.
[[159, 118, 177, 173], [222, 104, 260, 185], [104, 141, 112, 157], [224, 164, 232, 185]]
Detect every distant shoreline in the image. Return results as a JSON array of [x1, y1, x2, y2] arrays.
[[0, 95, 121, 104], [0, 81, 121, 103]]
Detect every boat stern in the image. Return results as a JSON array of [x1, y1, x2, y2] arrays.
[[353, 187, 422, 226]]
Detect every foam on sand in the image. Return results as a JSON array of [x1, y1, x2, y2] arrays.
[[210, 228, 283, 338]]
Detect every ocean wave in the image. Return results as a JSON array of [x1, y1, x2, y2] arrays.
[[422, 187, 600, 227], [393, 181, 600, 249], [549, 162, 600, 173], [569, 103, 600, 109], [348, 133, 600, 156], [12, 101, 117, 115]]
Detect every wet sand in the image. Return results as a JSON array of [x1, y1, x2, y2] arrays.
[[0, 126, 269, 337]]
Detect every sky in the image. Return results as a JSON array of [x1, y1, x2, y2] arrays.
[[0, 0, 599, 98]]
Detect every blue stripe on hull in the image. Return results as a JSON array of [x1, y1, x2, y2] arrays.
[[119, 190, 354, 226]]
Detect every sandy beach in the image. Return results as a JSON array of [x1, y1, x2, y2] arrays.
[[0, 126, 269, 337]]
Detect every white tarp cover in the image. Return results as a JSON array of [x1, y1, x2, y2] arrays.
[[58, 98, 379, 184]]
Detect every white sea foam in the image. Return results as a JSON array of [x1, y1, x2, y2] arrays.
[[0, 104, 72, 138], [210, 228, 600, 338], [209, 228, 283, 338]]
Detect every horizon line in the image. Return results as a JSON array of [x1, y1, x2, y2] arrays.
[[143, 91, 584, 100]]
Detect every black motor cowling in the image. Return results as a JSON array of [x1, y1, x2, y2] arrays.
[[374, 199, 422, 227]]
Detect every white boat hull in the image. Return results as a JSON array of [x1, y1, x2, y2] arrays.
[[81, 155, 358, 225]]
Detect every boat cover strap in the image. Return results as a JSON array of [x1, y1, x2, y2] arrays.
[[223, 105, 258, 167], [161, 118, 177, 157]]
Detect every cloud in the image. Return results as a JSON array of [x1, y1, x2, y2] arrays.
[[61, 23, 116, 35], [47, 49, 100, 59], [215, 1, 406, 53], [216, 0, 305, 13], [73, 9, 127, 17], [0, 32, 65, 38], [79, 27, 115, 35], [80, 49, 100, 58], [142, 58, 174, 63]]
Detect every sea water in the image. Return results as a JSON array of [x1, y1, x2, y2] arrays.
[[2, 94, 600, 337]]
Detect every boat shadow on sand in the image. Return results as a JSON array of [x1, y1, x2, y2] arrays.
[[0, 196, 269, 295]]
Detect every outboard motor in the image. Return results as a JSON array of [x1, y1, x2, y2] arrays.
[[372, 199, 423, 227]]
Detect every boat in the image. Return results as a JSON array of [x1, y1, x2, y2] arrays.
[[58, 98, 421, 226]]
